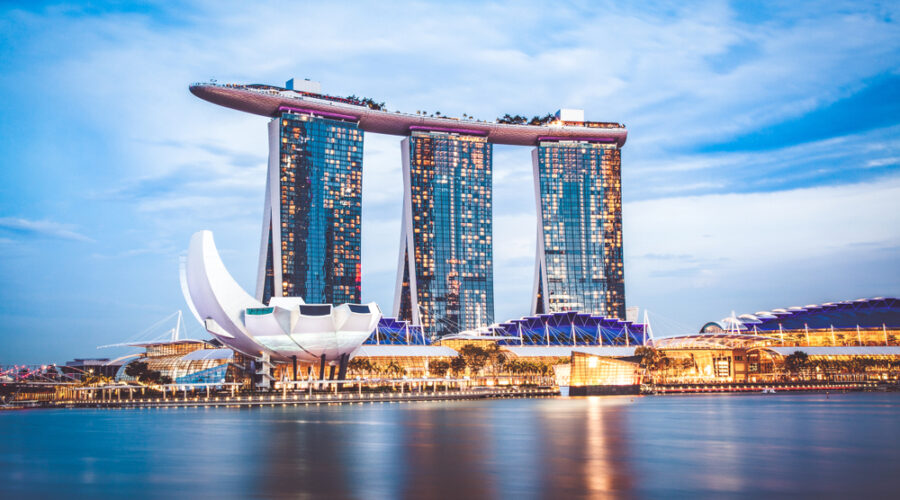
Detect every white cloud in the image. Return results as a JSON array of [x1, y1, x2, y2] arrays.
[[866, 157, 900, 168], [0, 217, 94, 243], [2, 1, 899, 362], [626, 175, 900, 276], [624, 175, 900, 334]]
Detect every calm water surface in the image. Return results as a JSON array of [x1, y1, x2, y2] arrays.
[[1, 393, 898, 499]]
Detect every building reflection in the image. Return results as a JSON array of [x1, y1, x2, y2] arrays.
[[536, 398, 634, 497], [256, 407, 354, 498], [250, 399, 636, 498], [399, 403, 496, 498]]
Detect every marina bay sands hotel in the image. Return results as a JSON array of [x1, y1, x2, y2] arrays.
[[190, 79, 627, 339]]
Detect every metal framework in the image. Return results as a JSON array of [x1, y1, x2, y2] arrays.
[[488, 311, 647, 346], [650, 334, 781, 349]]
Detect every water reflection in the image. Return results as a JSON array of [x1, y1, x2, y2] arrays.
[[260, 408, 354, 498], [535, 397, 634, 497], [1, 394, 899, 498], [400, 403, 496, 499], [246, 399, 640, 499]]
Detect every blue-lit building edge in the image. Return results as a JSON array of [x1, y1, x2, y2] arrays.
[[364, 317, 429, 345], [492, 311, 646, 346], [175, 364, 229, 385], [709, 298, 899, 332], [363, 312, 645, 346]]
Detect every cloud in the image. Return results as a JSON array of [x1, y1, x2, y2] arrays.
[[865, 157, 900, 168], [1, 0, 899, 362], [0, 217, 94, 243], [623, 174, 900, 333], [91, 244, 178, 260], [625, 125, 900, 201]]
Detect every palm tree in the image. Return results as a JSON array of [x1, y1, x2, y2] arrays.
[[484, 344, 506, 376], [79, 373, 112, 387], [348, 357, 374, 376], [386, 361, 404, 377], [458, 345, 489, 376], [635, 346, 664, 383]]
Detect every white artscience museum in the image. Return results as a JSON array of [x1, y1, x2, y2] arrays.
[[181, 231, 382, 384]]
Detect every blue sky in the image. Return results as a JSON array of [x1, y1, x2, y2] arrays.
[[1, 0, 898, 363]]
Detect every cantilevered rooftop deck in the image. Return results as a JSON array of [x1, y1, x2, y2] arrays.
[[189, 83, 628, 147]]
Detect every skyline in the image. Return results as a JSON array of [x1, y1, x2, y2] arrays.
[[1, 1, 899, 363]]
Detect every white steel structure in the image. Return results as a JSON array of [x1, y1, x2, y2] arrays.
[[181, 231, 381, 366]]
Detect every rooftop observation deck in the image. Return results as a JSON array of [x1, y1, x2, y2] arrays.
[[189, 83, 628, 147]]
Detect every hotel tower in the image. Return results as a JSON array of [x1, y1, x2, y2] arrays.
[[189, 82, 628, 332], [531, 110, 625, 319], [255, 81, 364, 305], [393, 129, 494, 338]]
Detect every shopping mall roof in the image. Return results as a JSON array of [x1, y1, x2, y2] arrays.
[[190, 83, 628, 147], [701, 297, 899, 333], [440, 334, 520, 342], [351, 345, 458, 357], [763, 346, 900, 357], [124, 339, 211, 348], [180, 348, 235, 361], [651, 334, 780, 349], [501, 346, 637, 358]]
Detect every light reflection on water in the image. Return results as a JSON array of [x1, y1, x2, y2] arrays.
[[1, 393, 898, 498]]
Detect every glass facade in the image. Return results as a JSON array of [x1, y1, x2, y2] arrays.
[[396, 131, 494, 339], [533, 140, 625, 319], [569, 351, 644, 387], [261, 111, 364, 305]]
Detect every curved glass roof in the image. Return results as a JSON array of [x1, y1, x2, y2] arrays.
[[701, 297, 899, 333], [652, 334, 781, 349]]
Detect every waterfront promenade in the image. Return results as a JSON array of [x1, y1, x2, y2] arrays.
[[650, 381, 874, 394], [48, 386, 558, 409]]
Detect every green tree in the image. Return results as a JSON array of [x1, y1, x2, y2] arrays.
[[457, 345, 490, 375], [503, 358, 521, 376], [385, 361, 405, 377], [634, 346, 666, 382], [348, 357, 374, 375], [79, 373, 112, 387], [124, 361, 150, 380], [124, 360, 167, 385], [634, 346, 662, 370], [784, 351, 810, 378], [450, 356, 467, 376], [484, 344, 507, 375], [429, 360, 450, 377]]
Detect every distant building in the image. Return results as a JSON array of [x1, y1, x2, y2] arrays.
[[568, 351, 644, 395], [257, 108, 364, 305], [700, 297, 900, 344], [532, 134, 625, 319], [115, 340, 248, 386], [394, 129, 494, 339], [63, 358, 122, 380]]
